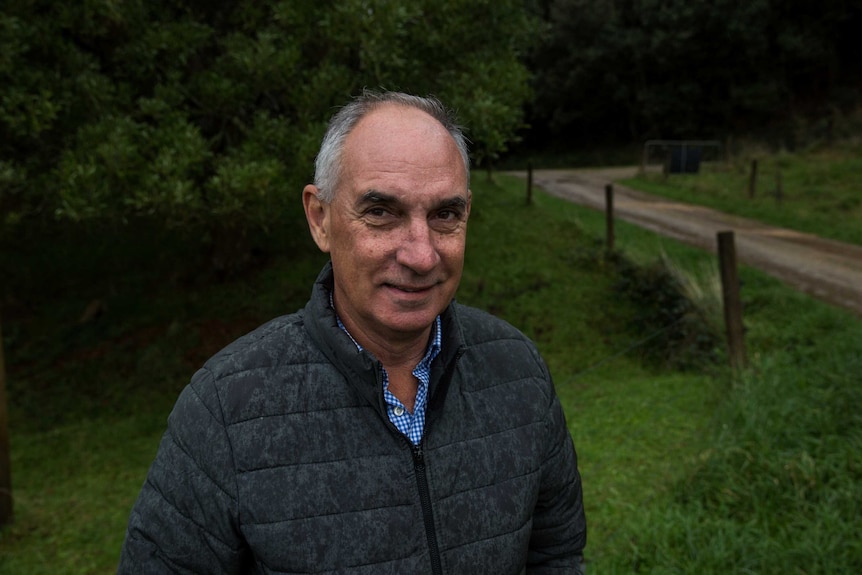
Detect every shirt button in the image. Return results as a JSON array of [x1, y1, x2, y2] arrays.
[[393, 406, 405, 416]]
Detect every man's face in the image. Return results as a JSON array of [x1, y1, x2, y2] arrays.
[[304, 104, 470, 348]]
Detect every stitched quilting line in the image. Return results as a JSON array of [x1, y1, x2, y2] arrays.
[[434, 465, 541, 505], [241, 500, 417, 527], [440, 515, 533, 552], [430, 417, 544, 453], [237, 449, 401, 474]]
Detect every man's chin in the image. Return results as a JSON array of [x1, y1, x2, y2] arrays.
[[378, 309, 441, 337]]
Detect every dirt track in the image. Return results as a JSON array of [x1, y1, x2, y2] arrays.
[[516, 167, 862, 317]]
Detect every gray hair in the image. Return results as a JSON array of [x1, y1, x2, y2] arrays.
[[313, 90, 470, 202]]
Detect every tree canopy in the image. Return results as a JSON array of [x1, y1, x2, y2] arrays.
[[0, 0, 538, 237]]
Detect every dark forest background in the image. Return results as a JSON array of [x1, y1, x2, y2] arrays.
[[528, 0, 862, 149]]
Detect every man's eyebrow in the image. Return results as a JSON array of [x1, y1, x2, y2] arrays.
[[355, 190, 469, 211], [438, 196, 468, 210], [356, 190, 400, 207]]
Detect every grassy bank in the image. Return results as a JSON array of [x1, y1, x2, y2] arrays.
[[2, 168, 860, 572]]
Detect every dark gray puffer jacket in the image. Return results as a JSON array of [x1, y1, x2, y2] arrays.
[[119, 263, 586, 574]]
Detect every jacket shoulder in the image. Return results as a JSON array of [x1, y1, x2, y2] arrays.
[[200, 311, 315, 379], [448, 302, 551, 391], [187, 310, 348, 424], [451, 301, 537, 350]]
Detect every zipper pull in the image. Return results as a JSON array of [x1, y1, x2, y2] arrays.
[[412, 446, 424, 469]]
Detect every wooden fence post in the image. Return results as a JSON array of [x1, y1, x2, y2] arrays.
[[747, 159, 758, 199], [717, 231, 747, 370], [0, 315, 12, 527], [605, 184, 615, 251], [526, 161, 533, 206]]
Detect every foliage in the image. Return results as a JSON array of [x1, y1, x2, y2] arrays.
[[502, 171, 862, 573], [528, 0, 862, 145], [0, 0, 537, 241]]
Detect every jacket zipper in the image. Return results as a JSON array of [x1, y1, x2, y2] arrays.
[[412, 445, 443, 575], [410, 345, 464, 575]]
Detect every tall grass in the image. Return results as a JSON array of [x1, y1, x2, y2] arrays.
[[602, 326, 862, 573], [488, 173, 862, 572]]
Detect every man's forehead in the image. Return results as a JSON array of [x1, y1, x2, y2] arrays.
[[336, 105, 468, 198], [347, 105, 453, 153]]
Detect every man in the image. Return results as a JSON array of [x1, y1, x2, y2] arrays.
[[119, 91, 586, 573]]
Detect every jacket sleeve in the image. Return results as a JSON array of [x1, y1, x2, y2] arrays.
[[118, 368, 248, 573], [526, 376, 587, 574]]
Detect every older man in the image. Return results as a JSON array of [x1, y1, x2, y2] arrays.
[[119, 91, 586, 574]]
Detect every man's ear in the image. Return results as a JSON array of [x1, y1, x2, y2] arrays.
[[303, 185, 331, 253]]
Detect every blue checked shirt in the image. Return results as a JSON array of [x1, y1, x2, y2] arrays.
[[331, 293, 441, 445]]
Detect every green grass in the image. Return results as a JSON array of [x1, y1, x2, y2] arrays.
[[626, 141, 862, 245], [2, 166, 861, 573], [598, 312, 862, 573]]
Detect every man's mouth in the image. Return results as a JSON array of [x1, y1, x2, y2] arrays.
[[386, 283, 435, 293]]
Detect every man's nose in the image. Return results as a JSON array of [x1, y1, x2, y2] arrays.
[[396, 219, 441, 273]]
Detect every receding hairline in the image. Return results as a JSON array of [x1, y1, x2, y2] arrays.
[[313, 91, 471, 202], [343, 102, 469, 174]]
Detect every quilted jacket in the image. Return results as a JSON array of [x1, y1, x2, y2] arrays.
[[118, 263, 586, 574]]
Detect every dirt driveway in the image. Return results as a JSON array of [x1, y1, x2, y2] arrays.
[[517, 167, 862, 317]]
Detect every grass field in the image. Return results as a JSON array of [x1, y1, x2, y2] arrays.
[[1, 156, 860, 573]]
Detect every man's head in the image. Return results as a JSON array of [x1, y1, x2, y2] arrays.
[[303, 91, 471, 348]]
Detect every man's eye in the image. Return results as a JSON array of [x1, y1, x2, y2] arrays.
[[362, 207, 397, 225], [437, 208, 464, 221], [437, 210, 455, 220], [431, 209, 463, 232], [364, 205, 396, 219]]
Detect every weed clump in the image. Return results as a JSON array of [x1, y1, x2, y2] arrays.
[[607, 251, 723, 371]]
